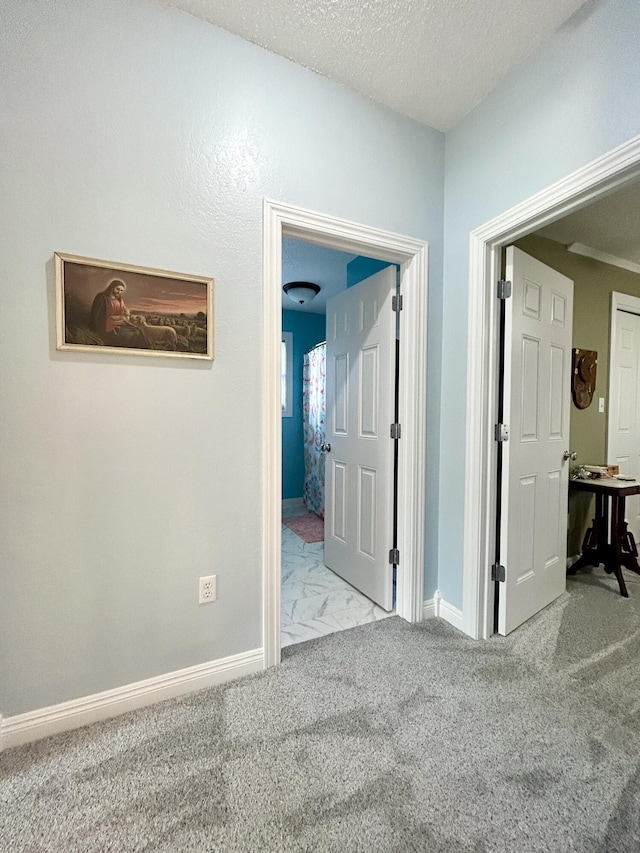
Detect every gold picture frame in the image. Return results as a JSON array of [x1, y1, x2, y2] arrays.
[[55, 253, 214, 360]]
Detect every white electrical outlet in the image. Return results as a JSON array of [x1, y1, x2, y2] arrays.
[[599, 397, 605, 413], [199, 575, 217, 604]]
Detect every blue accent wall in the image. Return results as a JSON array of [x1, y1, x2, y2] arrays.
[[282, 309, 326, 500], [346, 256, 392, 287]]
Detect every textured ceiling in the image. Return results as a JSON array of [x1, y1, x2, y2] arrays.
[[165, 0, 588, 131]]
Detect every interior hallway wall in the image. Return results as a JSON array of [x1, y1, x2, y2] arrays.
[[0, 0, 444, 716], [440, 0, 640, 608]]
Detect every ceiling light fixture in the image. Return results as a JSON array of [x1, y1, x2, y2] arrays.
[[283, 281, 320, 305]]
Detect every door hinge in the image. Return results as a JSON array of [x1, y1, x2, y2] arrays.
[[494, 423, 509, 442], [389, 548, 400, 565], [492, 563, 506, 582], [497, 280, 512, 300], [390, 423, 402, 440], [392, 294, 403, 312]]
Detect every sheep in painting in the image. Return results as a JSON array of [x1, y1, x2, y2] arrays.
[[188, 323, 207, 343], [132, 315, 177, 350]]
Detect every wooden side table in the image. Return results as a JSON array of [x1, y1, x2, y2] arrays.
[[569, 478, 640, 597]]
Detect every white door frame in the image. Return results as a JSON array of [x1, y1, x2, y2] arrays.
[[463, 135, 640, 641], [262, 199, 428, 668]]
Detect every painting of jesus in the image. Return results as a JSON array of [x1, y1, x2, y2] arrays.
[[55, 253, 213, 360]]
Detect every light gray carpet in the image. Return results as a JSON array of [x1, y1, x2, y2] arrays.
[[2, 568, 640, 852]]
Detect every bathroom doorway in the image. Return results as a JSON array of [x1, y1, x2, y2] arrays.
[[280, 238, 398, 646], [263, 199, 429, 668]]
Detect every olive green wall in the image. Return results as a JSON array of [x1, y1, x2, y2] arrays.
[[515, 235, 640, 553]]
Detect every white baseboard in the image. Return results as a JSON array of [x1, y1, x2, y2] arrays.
[[282, 497, 304, 510], [423, 590, 464, 633], [0, 647, 263, 751], [439, 599, 464, 632], [423, 590, 440, 619]]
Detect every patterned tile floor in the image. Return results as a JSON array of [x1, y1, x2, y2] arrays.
[[281, 505, 393, 647]]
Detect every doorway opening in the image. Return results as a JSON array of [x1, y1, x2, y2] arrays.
[[263, 199, 428, 667], [280, 239, 399, 647], [463, 135, 640, 640]]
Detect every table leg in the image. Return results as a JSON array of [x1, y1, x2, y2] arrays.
[[613, 496, 640, 578], [609, 495, 629, 597], [569, 493, 608, 574]]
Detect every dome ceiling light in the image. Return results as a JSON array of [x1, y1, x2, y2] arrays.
[[283, 281, 320, 305]]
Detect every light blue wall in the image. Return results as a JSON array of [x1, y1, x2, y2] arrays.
[[439, 0, 640, 606], [282, 310, 326, 500], [7, 0, 636, 717], [0, 0, 444, 715]]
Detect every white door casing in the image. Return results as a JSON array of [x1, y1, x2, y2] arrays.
[[324, 267, 396, 610], [498, 247, 573, 635], [262, 199, 428, 668], [608, 293, 640, 542]]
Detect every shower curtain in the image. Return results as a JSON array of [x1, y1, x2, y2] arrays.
[[303, 341, 326, 518]]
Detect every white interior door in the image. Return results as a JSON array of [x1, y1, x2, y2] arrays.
[[324, 266, 396, 611], [608, 304, 640, 541], [499, 246, 574, 635]]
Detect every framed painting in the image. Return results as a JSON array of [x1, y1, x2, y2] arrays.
[[55, 253, 214, 360]]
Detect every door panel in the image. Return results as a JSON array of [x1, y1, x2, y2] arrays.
[[324, 266, 395, 610], [608, 309, 640, 540], [499, 247, 574, 635]]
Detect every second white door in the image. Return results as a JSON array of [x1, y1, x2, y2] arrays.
[[324, 266, 396, 611], [499, 246, 574, 635]]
